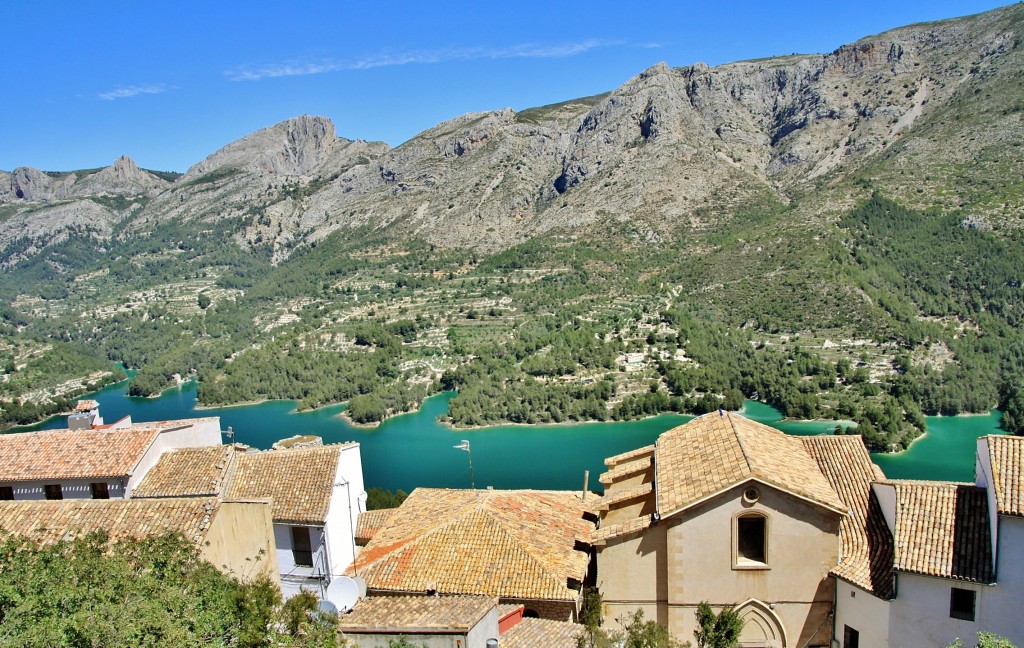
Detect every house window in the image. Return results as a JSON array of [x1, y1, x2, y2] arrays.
[[0, 486, 13, 501], [950, 587, 976, 621], [736, 513, 767, 567], [90, 482, 109, 499], [843, 625, 860, 648], [291, 526, 314, 567], [44, 484, 63, 500]]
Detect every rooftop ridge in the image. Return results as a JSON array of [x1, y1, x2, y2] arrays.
[[729, 413, 756, 476]]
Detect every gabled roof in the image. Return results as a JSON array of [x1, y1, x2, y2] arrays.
[[884, 480, 994, 583], [655, 412, 846, 517], [802, 435, 895, 599], [986, 435, 1024, 517], [0, 497, 220, 544], [500, 618, 586, 648], [0, 428, 160, 482], [350, 488, 594, 601], [133, 445, 236, 498], [226, 444, 352, 525], [337, 595, 497, 633]]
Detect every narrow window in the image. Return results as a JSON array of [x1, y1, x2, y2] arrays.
[[737, 515, 767, 566], [0, 486, 13, 501], [90, 482, 109, 499], [291, 526, 313, 567], [843, 625, 860, 648], [950, 587, 976, 621], [44, 484, 63, 500]]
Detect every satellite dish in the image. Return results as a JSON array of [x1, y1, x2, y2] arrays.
[[317, 599, 338, 616], [325, 576, 360, 612], [353, 575, 367, 598]]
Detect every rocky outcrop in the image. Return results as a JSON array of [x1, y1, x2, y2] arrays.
[[73, 156, 168, 196], [183, 115, 360, 179]]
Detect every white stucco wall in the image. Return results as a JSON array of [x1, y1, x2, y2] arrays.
[[324, 443, 366, 579], [125, 419, 223, 495], [975, 439, 1001, 563], [2, 477, 125, 500], [833, 580, 890, 648], [985, 517, 1024, 642], [275, 523, 326, 577], [888, 574, 989, 648]]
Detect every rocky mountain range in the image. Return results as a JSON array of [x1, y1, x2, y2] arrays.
[[2, 3, 1022, 264]]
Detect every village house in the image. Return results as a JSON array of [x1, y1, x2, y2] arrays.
[[835, 434, 1024, 647], [0, 412, 222, 502], [594, 412, 861, 647], [350, 488, 596, 621], [134, 441, 367, 598], [0, 496, 279, 584], [594, 412, 1024, 648]]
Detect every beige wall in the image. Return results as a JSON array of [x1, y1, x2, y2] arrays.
[[201, 500, 280, 586], [598, 481, 840, 647]]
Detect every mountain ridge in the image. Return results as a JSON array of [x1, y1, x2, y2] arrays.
[[2, 3, 1022, 261]]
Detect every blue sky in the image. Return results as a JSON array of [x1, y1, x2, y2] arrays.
[[0, 1, 1010, 173]]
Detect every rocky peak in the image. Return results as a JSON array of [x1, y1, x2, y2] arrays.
[[184, 114, 345, 179], [11, 167, 51, 201]]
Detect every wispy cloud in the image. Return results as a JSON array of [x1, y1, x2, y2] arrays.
[[226, 40, 616, 81], [98, 83, 172, 101]]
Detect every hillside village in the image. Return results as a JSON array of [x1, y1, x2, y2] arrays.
[[1, 401, 1021, 647]]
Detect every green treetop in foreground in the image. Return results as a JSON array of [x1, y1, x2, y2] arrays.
[[0, 531, 338, 647]]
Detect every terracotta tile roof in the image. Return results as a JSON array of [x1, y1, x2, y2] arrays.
[[226, 445, 350, 525], [350, 488, 594, 601], [74, 400, 98, 412], [0, 428, 159, 482], [591, 515, 652, 545], [337, 595, 497, 633], [655, 413, 846, 516], [604, 444, 654, 468], [133, 446, 236, 498], [598, 456, 652, 485], [886, 480, 993, 583], [802, 435, 895, 599], [355, 508, 396, 545], [500, 618, 586, 648], [0, 497, 220, 545], [589, 483, 652, 513], [986, 435, 1024, 517]]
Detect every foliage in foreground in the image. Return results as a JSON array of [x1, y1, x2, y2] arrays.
[[577, 588, 692, 648], [0, 531, 339, 647], [948, 633, 1019, 648]]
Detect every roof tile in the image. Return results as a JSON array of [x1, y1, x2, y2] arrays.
[[802, 435, 895, 598], [0, 428, 159, 482], [0, 497, 220, 544], [351, 488, 593, 601], [655, 413, 846, 516], [226, 445, 350, 524], [500, 618, 586, 648], [986, 435, 1024, 517], [886, 480, 993, 583], [337, 595, 496, 632], [133, 445, 235, 498]]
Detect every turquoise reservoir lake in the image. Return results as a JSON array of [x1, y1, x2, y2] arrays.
[[24, 380, 1004, 491]]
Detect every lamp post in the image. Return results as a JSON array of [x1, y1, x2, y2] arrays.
[[453, 440, 475, 489]]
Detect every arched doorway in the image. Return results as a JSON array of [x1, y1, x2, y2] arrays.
[[735, 599, 787, 648]]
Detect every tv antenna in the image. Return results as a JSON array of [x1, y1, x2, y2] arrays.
[[453, 439, 475, 489]]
